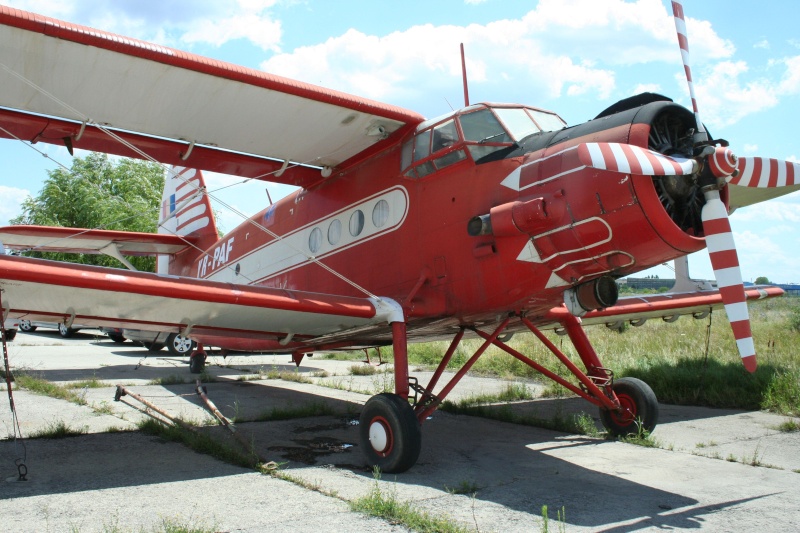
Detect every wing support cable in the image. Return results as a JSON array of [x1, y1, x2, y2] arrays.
[[1, 63, 382, 301], [1, 292, 28, 482]]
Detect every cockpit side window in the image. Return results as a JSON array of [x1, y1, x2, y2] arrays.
[[413, 130, 432, 162], [431, 120, 458, 153]]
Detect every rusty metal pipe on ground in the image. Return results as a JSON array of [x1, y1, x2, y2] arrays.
[[114, 385, 196, 432], [194, 380, 268, 464]]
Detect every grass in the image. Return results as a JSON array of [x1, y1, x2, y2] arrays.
[[251, 401, 334, 422], [441, 395, 601, 437], [444, 480, 481, 495], [541, 505, 567, 533], [323, 298, 800, 415], [14, 373, 88, 405], [29, 419, 88, 439], [137, 418, 260, 469], [776, 419, 800, 432], [350, 468, 469, 533]]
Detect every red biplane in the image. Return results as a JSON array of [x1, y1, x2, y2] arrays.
[[0, 2, 795, 472]]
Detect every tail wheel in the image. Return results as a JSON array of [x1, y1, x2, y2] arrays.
[[600, 377, 659, 436], [189, 352, 206, 374], [359, 393, 421, 473]]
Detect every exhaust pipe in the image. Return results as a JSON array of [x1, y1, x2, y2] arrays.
[[564, 276, 618, 316]]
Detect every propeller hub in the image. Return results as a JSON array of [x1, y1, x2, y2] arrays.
[[708, 147, 738, 180]]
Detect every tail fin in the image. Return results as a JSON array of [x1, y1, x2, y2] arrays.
[[157, 166, 218, 276]]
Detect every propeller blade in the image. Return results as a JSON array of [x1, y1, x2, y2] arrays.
[[672, 1, 707, 142], [701, 189, 757, 372], [578, 142, 698, 176], [730, 157, 799, 188]]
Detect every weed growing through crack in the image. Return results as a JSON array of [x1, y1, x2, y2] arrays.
[[777, 419, 800, 432], [444, 480, 481, 496], [541, 505, 567, 533], [137, 418, 259, 469], [351, 468, 469, 533], [29, 420, 88, 439], [14, 373, 87, 405], [253, 401, 334, 422], [617, 420, 660, 448]]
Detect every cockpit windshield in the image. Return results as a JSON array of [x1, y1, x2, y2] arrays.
[[401, 103, 566, 177]]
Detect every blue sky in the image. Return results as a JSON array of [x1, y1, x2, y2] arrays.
[[1, 0, 799, 283]]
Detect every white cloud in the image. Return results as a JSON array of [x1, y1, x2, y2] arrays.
[[754, 39, 770, 50], [4, 0, 282, 51], [733, 199, 800, 223], [0, 186, 31, 225], [743, 144, 758, 154]]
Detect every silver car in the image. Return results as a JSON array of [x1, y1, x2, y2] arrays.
[[18, 319, 96, 338]]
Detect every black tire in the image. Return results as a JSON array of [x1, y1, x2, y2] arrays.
[[189, 353, 206, 374], [359, 393, 422, 473], [167, 333, 196, 356], [2, 329, 17, 341], [108, 333, 126, 343], [19, 320, 36, 332], [599, 377, 659, 437], [143, 342, 165, 352], [58, 323, 75, 338]]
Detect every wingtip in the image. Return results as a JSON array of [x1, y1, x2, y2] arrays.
[[742, 355, 757, 373]]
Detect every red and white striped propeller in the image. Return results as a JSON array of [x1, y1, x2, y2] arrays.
[[672, 1, 756, 372]]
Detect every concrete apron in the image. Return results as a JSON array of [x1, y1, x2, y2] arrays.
[[1, 335, 799, 532]]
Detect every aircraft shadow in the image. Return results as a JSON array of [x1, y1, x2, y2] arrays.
[[0, 374, 785, 530]]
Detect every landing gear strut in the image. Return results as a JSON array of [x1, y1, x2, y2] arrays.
[[358, 312, 660, 472]]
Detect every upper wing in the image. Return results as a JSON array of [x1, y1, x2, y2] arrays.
[[0, 225, 192, 256], [0, 7, 424, 187], [0, 254, 402, 342]]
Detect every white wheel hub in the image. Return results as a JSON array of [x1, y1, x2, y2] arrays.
[[368, 421, 389, 452]]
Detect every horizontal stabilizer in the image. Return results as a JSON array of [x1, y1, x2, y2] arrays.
[[0, 225, 194, 256]]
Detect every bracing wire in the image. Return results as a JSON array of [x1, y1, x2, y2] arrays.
[[1, 63, 382, 300]]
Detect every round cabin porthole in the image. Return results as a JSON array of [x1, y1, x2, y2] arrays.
[[328, 218, 342, 245], [372, 199, 389, 228], [309, 227, 323, 254], [350, 210, 365, 237]]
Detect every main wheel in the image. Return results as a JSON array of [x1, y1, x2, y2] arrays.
[[19, 320, 36, 332], [359, 393, 421, 473], [167, 333, 196, 356], [58, 323, 75, 338], [599, 377, 659, 437]]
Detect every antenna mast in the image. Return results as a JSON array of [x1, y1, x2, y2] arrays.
[[460, 43, 470, 107]]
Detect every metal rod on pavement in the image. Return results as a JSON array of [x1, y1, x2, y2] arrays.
[[114, 384, 196, 432], [195, 380, 268, 464]]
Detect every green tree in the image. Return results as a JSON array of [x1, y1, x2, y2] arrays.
[[12, 153, 164, 271], [754, 276, 771, 285]]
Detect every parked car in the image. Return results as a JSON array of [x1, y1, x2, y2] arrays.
[[122, 329, 197, 356], [18, 319, 96, 338], [3, 318, 18, 341]]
